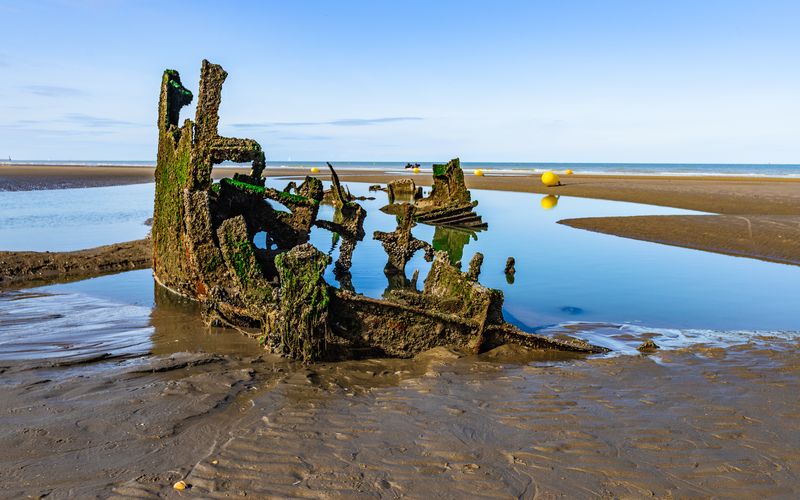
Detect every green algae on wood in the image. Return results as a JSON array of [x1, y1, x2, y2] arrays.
[[150, 60, 608, 362], [274, 244, 331, 362]]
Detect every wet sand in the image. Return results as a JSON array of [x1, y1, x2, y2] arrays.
[[0, 238, 151, 290], [3, 338, 798, 497], [0, 165, 156, 191], [561, 215, 800, 266]]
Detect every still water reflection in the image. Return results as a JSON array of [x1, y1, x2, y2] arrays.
[[308, 183, 800, 332], [0, 183, 153, 251], [0, 270, 262, 364]]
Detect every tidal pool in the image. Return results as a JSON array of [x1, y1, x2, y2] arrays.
[[0, 270, 263, 365], [1, 180, 798, 363]]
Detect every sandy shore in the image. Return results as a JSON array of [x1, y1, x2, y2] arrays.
[[4, 164, 800, 214], [561, 215, 800, 266], [3, 164, 798, 267], [2, 336, 798, 497], [0, 165, 156, 191]]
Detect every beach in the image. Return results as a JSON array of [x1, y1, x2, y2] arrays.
[[1, 165, 799, 497], [4, 1, 799, 496], [2, 338, 798, 498], [5, 164, 800, 214], [0, 165, 156, 191]]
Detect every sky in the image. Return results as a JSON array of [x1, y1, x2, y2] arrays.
[[0, 0, 798, 163]]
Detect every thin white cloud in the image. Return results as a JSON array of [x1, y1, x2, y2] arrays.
[[9, 114, 142, 128], [232, 117, 423, 128], [21, 85, 86, 97], [63, 113, 140, 128], [276, 134, 334, 141]]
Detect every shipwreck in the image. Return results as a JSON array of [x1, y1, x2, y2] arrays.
[[152, 60, 606, 362]]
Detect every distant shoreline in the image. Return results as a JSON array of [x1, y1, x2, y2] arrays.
[[3, 163, 800, 214], [3, 163, 800, 203], [3, 161, 800, 179]]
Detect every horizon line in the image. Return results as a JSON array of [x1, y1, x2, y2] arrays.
[[2, 160, 800, 167]]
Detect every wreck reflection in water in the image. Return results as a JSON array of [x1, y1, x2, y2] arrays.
[[304, 180, 800, 332], [0, 269, 263, 365]]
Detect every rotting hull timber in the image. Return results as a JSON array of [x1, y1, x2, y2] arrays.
[[151, 60, 608, 362]]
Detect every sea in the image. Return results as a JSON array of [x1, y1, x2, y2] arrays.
[[3, 160, 800, 178]]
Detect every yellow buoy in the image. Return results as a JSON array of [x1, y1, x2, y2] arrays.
[[474, 169, 484, 177], [540, 194, 559, 210], [173, 480, 188, 491], [310, 166, 320, 174], [412, 167, 420, 174], [565, 169, 574, 175], [541, 171, 560, 187]]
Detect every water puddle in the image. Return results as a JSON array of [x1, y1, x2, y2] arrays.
[[0, 286, 152, 365], [0, 270, 262, 367]]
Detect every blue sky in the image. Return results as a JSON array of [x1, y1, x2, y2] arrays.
[[0, 0, 798, 163]]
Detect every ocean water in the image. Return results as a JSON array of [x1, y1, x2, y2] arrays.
[[3, 160, 800, 177], [1, 180, 798, 362]]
